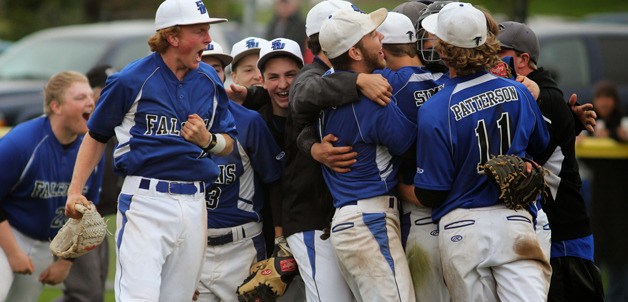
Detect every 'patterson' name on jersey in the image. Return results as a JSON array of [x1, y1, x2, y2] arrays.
[[450, 86, 519, 121]]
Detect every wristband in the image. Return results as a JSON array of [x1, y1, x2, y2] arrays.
[[208, 134, 227, 155], [203, 133, 217, 153]]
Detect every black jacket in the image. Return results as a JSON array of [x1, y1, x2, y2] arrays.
[[529, 67, 592, 241]]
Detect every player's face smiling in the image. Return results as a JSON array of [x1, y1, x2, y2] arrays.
[[262, 57, 299, 116], [177, 23, 212, 70], [359, 30, 386, 71], [231, 54, 263, 87], [57, 81, 95, 137]]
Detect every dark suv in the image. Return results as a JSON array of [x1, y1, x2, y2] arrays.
[[532, 21, 628, 111], [0, 20, 229, 127]]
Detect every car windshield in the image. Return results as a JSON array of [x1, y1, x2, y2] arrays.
[[0, 38, 109, 80]]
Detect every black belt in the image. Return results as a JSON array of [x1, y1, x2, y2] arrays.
[[139, 178, 204, 195], [344, 197, 397, 208], [207, 226, 248, 246]]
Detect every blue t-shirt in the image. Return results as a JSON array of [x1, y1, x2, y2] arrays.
[[414, 71, 550, 221], [206, 102, 284, 228], [0, 117, 105, 240], [318, 72, 416, 207], [88, 52, 237, 183]]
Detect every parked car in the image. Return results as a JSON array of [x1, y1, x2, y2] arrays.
[[0, 20, 231, 127], [531, 21, 628, 111]]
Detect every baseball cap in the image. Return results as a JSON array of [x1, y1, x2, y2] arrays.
[[392, 1, 428, 28], [202, 41, 233, 67], [155, 0, 228, 31], [498, 21, 540, 64], [319, 8, 388, 59], [378, 12, 417, 44], [305, 0, 356, 37], [230, 37, 269, 68], [257, 38, 304, 70], [421, 2, 487, 48]]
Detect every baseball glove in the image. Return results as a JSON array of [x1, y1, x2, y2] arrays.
[[50, 204, 107, 259], [236, 237, 299, 302], [482, 155, 546, 211]]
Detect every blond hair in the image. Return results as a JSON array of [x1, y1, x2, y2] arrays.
[[43, 71, 89, 115], [435, 9, 501, 77], [148, 26, 180, 54]]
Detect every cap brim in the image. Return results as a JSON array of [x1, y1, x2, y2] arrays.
[[232, 49, 262, 68], [257, 51, 304, 70], [369, 8, 388, 33], [208, 18, 228, 24], [202, 53, 234, 66], [421, 13, 438, 36]]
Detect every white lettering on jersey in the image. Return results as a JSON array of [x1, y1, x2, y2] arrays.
[[31, 181, 89, 198], [214, 164, 237, 185], [450, 86, 519, 121], [144, 114, 183, 135]]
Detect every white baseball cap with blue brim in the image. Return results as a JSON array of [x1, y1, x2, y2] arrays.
[[305, 0, 356, 37], [421, 2, 486, 49], [257, 38, 304, 70], [230, 37, 269, 69], [378, 12, 417, 44], [155, 0, 228, 31], [319, 8, 388, 59], [202, 41, 234, 67]]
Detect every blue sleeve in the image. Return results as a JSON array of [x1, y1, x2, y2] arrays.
[[524, 88, 550, 159], [0, 133, 26, 200], [88, 72, 135, 138], [361, 98, 416, 156], [414, 104, 455, 190], [245, 114, 284, 184], [209, 83, 238, 139]]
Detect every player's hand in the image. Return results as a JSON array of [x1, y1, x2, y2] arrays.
[[8, 250, 34, 274], [227, 83, 248, 104], [39, 258, 72, 285], [182, 114, 211, 148], [311, 134, 357, 173], [65, 193, 91, 219], [357, 73, 392, 106], [516, 75, 540, 100], [568, 93, 597, 133]]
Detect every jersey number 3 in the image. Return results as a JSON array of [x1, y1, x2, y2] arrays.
[[205, 187, 222, 210], [475, 112, 512, 172]]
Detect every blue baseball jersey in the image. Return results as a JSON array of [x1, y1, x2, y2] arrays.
[[206, 102, 284, 228], [376, 66, 448, 123], [88, 52, 236, 183], [0, 117, 105, 241], [414, 71, 549, 221], [318, 72, 416, 207]]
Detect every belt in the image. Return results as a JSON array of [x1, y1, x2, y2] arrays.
[[139, 178, 204, 195], [345, 197, 397, 209], [207, 221, 262, 246]]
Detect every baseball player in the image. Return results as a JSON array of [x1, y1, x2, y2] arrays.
[[227, 36, 270, 110], [195, 41, 285, 302], [0, 71, 104, 302], [318, 8, 417, 301], [374, 11, 452, 302], [63, 0, 237, 301], [55, 65, 120, 302], [201, 41, 232, 83], [498, 21, 605, 301], [414, 3, 551, 301]]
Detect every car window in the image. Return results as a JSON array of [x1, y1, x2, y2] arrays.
[[597, 36, 628, 85], [0, 38, 108, 80], [109, 37, 151, 70], [538, 37, 590, 87]]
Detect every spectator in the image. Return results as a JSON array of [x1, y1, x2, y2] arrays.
[[0, 71, 104, 301], [592, 80, 628, 142], [265, 0, 307, 55]]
